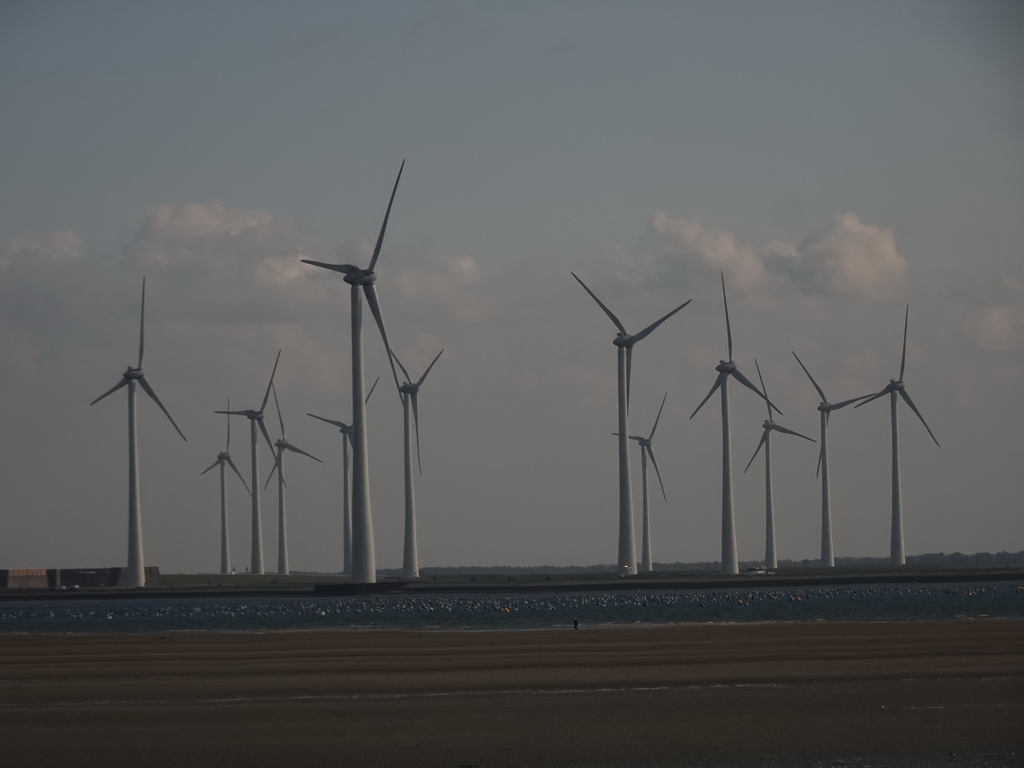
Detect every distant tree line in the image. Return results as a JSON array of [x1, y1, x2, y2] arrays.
[[374, 551, 1024, 577]]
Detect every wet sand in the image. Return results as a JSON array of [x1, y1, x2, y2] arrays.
[[1, 620, 1021, 767]]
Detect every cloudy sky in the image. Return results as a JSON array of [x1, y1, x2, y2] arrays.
[[2, 2, 1021, 574]]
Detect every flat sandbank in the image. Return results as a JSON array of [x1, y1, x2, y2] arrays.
[[1, 620, 1021, 767]]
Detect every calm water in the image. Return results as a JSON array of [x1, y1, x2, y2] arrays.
[[2, 581, 1021, 634]]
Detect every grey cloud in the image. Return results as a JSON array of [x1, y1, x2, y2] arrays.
[[965, 273, 1024, 352], [0, 230, 84, 269]]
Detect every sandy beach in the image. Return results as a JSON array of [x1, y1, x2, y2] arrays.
[[1, 620, 1021, 767]]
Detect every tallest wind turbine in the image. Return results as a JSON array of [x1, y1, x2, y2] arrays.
[[302, 161, 405, 584], [690, 273, 778, 575], [855, 306, 940, 566], [572, 273, 691, 576], [91, 278, 187, 588]]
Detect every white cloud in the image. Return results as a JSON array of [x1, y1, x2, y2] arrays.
[[625, 212, 907, 303], [786, 214, 906, 302], [394, 254, 497, 325]]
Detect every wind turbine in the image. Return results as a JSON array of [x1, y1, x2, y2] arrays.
[[302, 161, 405, 584], [791, 351, 871, 568], [742, 360, 815, 570], [200, 399, 251, 575], [91, 277, 187, 588], [392, 349, 444, 580], [855, 306, 939, 566], [265, 384, 322, 575], [690, 272, 778, 575], [572, 272, 691, 576], [216, 349, 281, 575], [627, 393, 668, 574], [307, 377, 379, 576]]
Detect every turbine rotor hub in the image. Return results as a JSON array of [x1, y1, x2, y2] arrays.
[[343, 269, 376, 286]]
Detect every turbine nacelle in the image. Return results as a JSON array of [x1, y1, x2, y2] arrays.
[[716, 360, 735, 374], [124, 366, 144, 379]]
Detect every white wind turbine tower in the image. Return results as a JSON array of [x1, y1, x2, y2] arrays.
[[302, 161, 405, 584], [791, 351, 871, 568], [91, 277, 187, 589], [627, 393, 669, 574], [572, 272, 691, 576], [690, 272, 779, 575], [216, 350, 281, 575], [200, 399, 251, 575], [392, 349, 444, 580], [855, 306, 940, 566], [265, 384, 322, 575], [307, 376, 379, 576], [742, 360, 815, 570]]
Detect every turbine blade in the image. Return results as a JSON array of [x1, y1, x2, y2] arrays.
[[138, 376, 187, 441], [257, 416, 276, 455], [754, 358, 772, 419], [216, 409, 250, 416], [415, 349, 444, 388], [367, 159, 405, 273], [138, 276, 146, 369], [225, 397, 231, 451], [300, 259, 359, 274], [264, 454, 280, 490], [792, 350, 827, 404], [899, 304, 909, 381], [690, 374, 723, 420], [646, 445, 668, 502], [307, 413, 348, 430], [570, 272, 627, 335], [854, 388, 889, 408], [272, 383, 285, 438], [366, 375, 380, 404], [391, 350, 412, 385], [363, 283, 402, 398], [815, 443, 823, 479], [648, 392, 668, 440], [90, 377, 129, 406], [772, 423, 816, 442], [731, 366, 783, 416], [226, 456, 251, 495], [411, 391, 423, 475], [200, 458, 220, 476], [285, 442, 323, 463], [625, 345, 633, 409], [259, 349, 282, 414], [721, 272, 733, 362], [899, 388, 940, 447], [831, 394, 873, 410], [630, 298, 692, 344], [744, 430, 768, 473]]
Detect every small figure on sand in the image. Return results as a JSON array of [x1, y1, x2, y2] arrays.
[[573, 617, 579, 630]]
